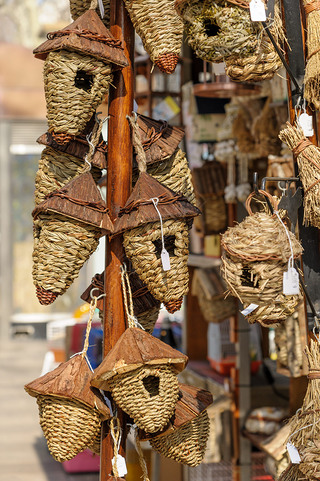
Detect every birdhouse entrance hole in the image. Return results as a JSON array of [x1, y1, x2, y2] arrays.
[[142, 375, 160, 397], [153, 235, 176, 259], [203, 20, 220, 37], [74, 70, 94, 92], [240, 266, 256, 288]]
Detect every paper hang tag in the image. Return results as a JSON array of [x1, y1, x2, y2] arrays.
[[250, 0, 267, 21], [161, 249, 171, 271], [283, 267, 300, 295], [98, 0, 104, 18], [298, 112, 314, 137], [101, 121, 108, 142], [112, 455, 127, 477], [287, 442, 301, 464], [241, 304, 259, 316]]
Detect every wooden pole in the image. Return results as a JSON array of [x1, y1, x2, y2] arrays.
[[100, 1, 134, 480]]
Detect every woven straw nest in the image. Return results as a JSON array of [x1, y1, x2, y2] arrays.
[[124, 0, 183, 73], [91, 328, 188, 433], [221, 191, 303, 326], [25, 355, 109, 462]]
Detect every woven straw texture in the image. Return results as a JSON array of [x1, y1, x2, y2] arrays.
[[37, 395, 101, 462], [33, 213, 100, 299], [275, 314, 303, 377], [123, 0, 183, 73], [278, 464, 305, 481], [136, 148, 197, 207], [279, 122, 320, 228], [44, 50, 112, 140], [137, 306, 160, 333], [106, 365, 180, 433], [123, 219, 189, 305], [303, 0, 320, 109], [150, 410, 210, 466], [195, 283, 236, 324], [69, 0, 110, 28], [34, 147, 101, 206], [201, 195, 227, 234]]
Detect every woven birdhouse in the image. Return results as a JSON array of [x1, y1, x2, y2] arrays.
[[140, 383, 212, 466], [175, 0, 284, 82], [33, 9, 128, 143], [221, 191, 303, 327], [113, 172, 200, 313], [132, 115, 196, 207], [81, 267, 161, 333], [192, 268, 236, 323], [192, 161, 227, 235], [25, 354, 110, 462], [123, 0, 183, 73], [32, 171, 113, 305], [91, 327, 188, 433]]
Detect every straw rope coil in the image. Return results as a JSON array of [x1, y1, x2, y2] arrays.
[[69, 0, 110, 27], [123, 0, 183, 73], [33, 213, 100, 301], [287, 339, 320, 479], [303, 0, 320, 109], [106, 365, 180, 433], [37, 395, 101, 462], [44, 50, 112, 142], [150, 410, 210, 466], [279, 122, 320, 228], [123, 219, 189, 305]]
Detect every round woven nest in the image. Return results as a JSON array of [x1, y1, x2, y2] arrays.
[[44, 50, 112, 141], [175, 0, 262, 63], [150, 410, 210, 466], [106, 365, 180, 433], [123, 219, 189, 305], [37, 394, 101, 462]]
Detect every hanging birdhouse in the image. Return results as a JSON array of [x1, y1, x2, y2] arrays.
[[91, 327, 188, 433], [192, 161, 227, 235], [113, 172, 200, 313], [25, 354, 110, 462], [69, 0, 111, 29], [192, 267, 236, 323], [32, 171, 113, 305], [33, 9, 128, 144], [221, 190, 303, 327], [140, 383, 212, 466], [132, 115, 196, 208], [123, 0, 183, 73]]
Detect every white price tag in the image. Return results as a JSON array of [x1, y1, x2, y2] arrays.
[[101, 121, 108, 142], [98, 0, 104, 18], [241, 304, 259, 316], [250, 0, 266, 21], [298, 113, 314, 137], [287, 442, 301, 464], [161, 249, 171, 271], [112, 454, 127, 477], [283, 267, 300, 295]]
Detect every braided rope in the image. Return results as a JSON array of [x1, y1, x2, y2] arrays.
[[135, 430, 151, 481], [110, 417, 121, 477]]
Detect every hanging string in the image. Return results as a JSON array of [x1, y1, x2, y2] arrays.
[[126, 113, 147, 173], [274, 211, 295, 269], [83, 120, 104, 172], [81, 296, 98, 358], [134, 427, 151, 481], [110, 417, 121, 478], [120, 265, 145, 330]]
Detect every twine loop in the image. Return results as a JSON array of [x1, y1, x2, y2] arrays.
[[82, 296, 98, 358], [245, 189, 278, 216], [120, 265, 145, 330], [274, 211, 295, 270], [127, 113, 147, 173], [84, 120, 105, 172], [110, 417, 121, 478], [133, 426, 151, 481], [46, 28, 124, 49]]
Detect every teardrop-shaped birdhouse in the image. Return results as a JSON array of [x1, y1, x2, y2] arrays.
[[91, 327, 188, 433]]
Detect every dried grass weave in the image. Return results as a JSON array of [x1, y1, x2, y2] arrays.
[[37, 394, 101, 462], [303, 0, 320, 110], [69, 0, 110, 28], [150, 410, 209, 467], [279, 122, 320, 228], [137, 306, 160, 333], [106, 365, 180, 433], [123, 0, 183, 73], [195, 282, 236, 324], [34, 147, 101, 206], [123, 219, 189, 305], [33, 213, 100, 300], [201, 195, 227, 234], [275, 314, 303, 377], [44, 50, 112, 141], [278, 464, 306, 481]]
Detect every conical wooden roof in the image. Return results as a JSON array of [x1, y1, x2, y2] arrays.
[[133, 115, 184, 166], [32, 172, 114, 235], [113, 172, 200, 235], [91, 327, 188, 388], [24, 354, 110, 419], [139, 382, 213, 440], [33, 9, 128, 69]]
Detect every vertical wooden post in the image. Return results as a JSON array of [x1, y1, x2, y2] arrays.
[[100, 1, 134, 480]]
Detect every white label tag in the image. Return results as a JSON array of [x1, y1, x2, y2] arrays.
[[101, 121, 108, 142], [249, 0, 267, 21], [161, 249, 171, 271], [283, 267, 300, 295], [298, 112, 314, 137], [112, 454, 127, 477], [287, 442, 301, 464], [241, 304, 259, 316], [98, 0, 104, 18]]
